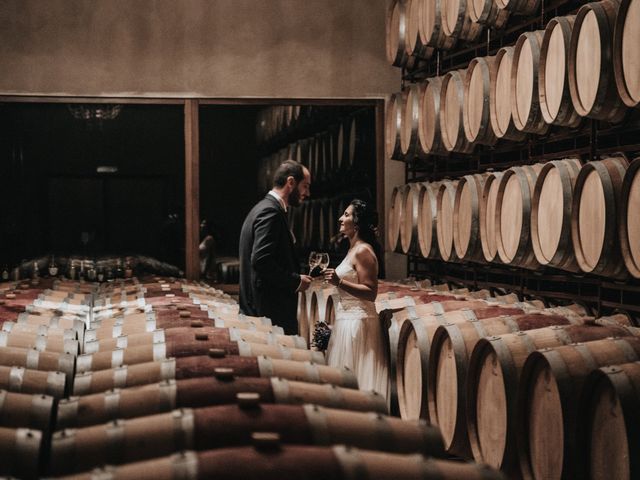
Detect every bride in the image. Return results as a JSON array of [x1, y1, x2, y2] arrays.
[[323, 199, 389, 400]]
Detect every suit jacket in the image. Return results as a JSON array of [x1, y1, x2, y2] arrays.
[[239, 194, 300, 335]]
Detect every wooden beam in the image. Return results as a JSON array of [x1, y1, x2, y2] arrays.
[[184, 99, 200, 280], [375, 100, 386, 256]]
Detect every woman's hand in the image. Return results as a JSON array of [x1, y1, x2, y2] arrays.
[[323, 268, 341, 286]]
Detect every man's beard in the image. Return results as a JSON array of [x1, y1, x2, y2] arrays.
[[288, 187, 301, 207]]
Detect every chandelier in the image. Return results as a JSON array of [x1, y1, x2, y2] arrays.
[[68, 104, 123, 125]]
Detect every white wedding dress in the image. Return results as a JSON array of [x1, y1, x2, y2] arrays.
[[326, 254, 389, 401]]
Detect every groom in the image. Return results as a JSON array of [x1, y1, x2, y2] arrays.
[[239, 160, 312, 335]]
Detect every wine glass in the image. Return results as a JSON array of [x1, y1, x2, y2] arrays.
[[318, 253, 330, 282], [308, 251, 319, 274]]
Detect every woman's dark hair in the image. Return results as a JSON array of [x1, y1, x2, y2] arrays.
[[350, 199, 385, 277]]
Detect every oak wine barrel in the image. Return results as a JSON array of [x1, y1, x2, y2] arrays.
[[386, 91, 406, 161], [531, 158, 582, 271], [0, 345, 75, 382], [539, 16, 582, 127], [479, 171, 504, 263], [619, 158, 640, 278], [495, 0, 539, 15], [419, 76, 447, 155], [490, 47, 527, 141], [453, 174, 487, 262], [569, 0, 627, 122], [436, 180, 460, 262], [440, 69, 475, 153], [395, 302, 529, 421], [50, 403, 445, 474], [406, 0, 435, 59], [401, 83, 427, 161], [511, 30, 550, 135], [0, 427, 41, 479], [466, 320, 635, 475], [417, 181, 442, 258], [0, 365, 66, 398], [83, 330, 166, 353], [388, 185, 407, 253], [56, 376, 388, 429], [0, 390, 54, 431], [73, 355, 358, 396], [55, 445, 506, 480], [582, 361, 640, 480], [517, 336, 640, 480], [387, 0, 410, 67], [464, 56, 498, 146], [469, 0, 509, 28], [419, 0, 457, 49], [496, 164, 542, 269], [400, 182, 422, 254], [441, 0, 483, 42], [571, 156, 629, 277], [427, 312, 582, 456], [614, 0, 640, 107]]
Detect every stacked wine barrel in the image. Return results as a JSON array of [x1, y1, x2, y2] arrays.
[[257, 108, 374, 193], [386, 0, 639, 159], [0, 275, 509, 479], [351, 278, 640, 479], [388, 155, 640, 277]]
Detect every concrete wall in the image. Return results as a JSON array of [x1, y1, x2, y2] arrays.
[[0, 0, 398, 98]]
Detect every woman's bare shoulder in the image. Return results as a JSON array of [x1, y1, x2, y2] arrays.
[[353, 243, 377, 262]]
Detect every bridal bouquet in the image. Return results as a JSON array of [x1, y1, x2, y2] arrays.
[[311, 321, 332, 351]]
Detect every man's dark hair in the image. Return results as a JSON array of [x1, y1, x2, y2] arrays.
[[273, 160, 304, 188]]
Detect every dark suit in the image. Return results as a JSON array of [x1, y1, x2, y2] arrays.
[[239, 194, 300, 335]]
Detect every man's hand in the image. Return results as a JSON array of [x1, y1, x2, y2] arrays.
[[297, 275, 313, 292]]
